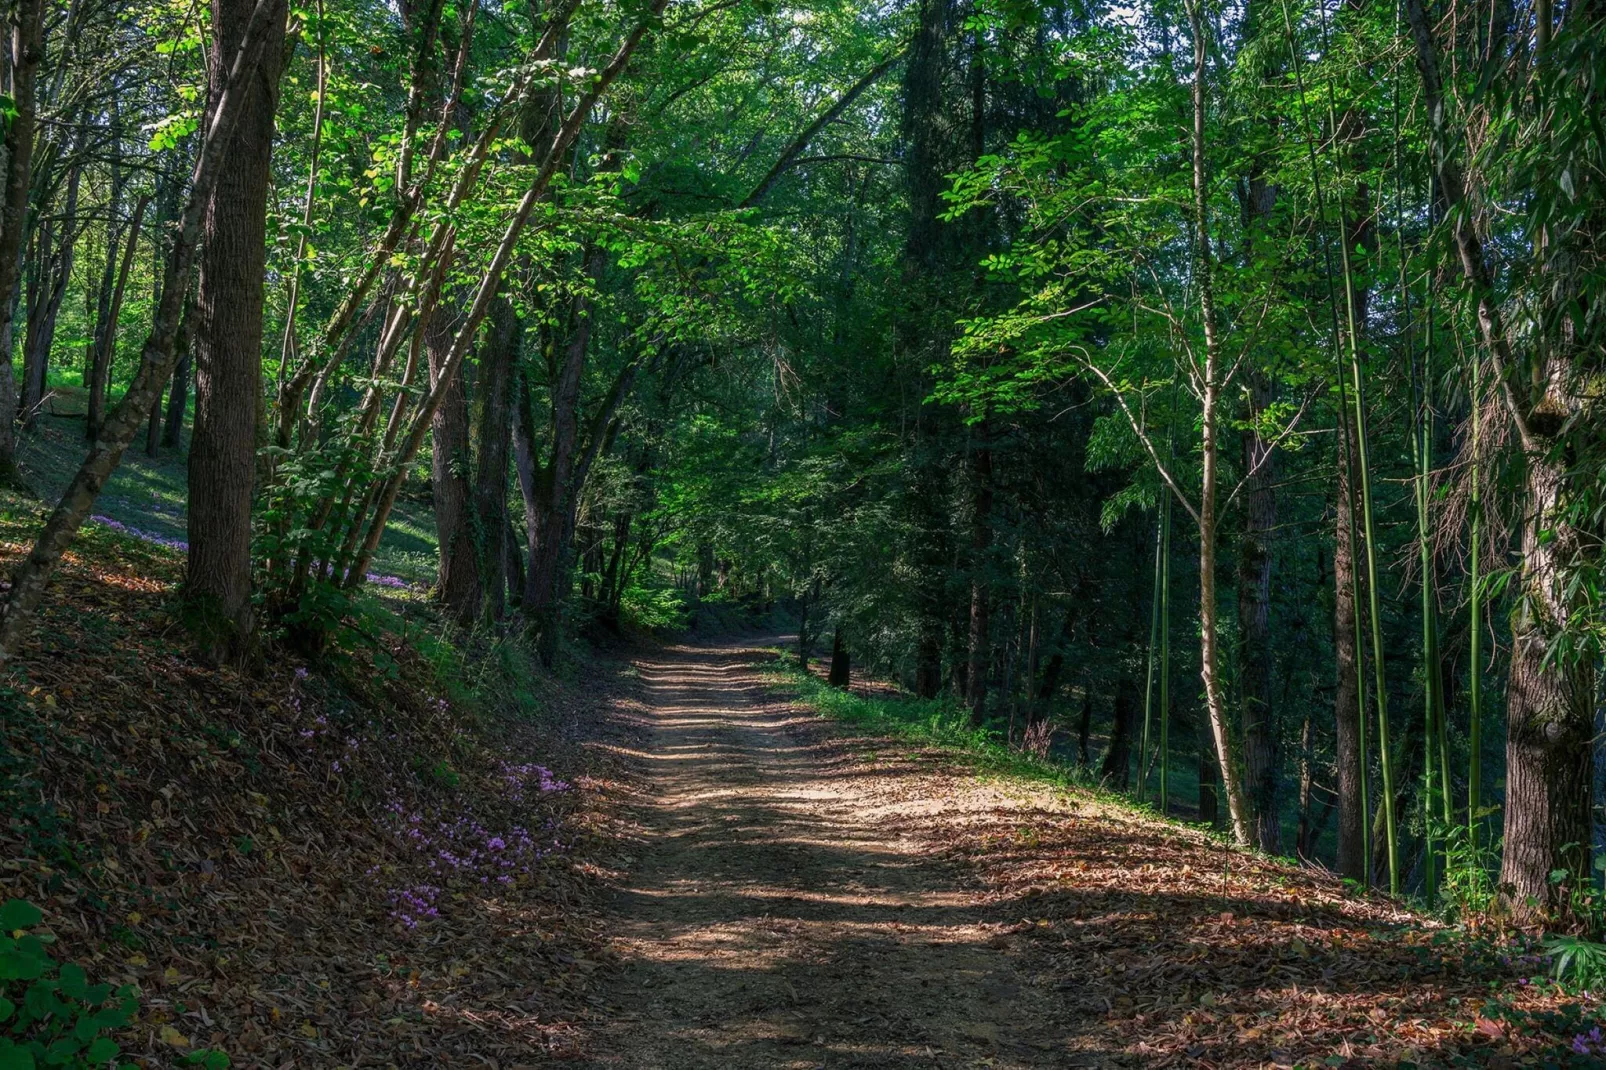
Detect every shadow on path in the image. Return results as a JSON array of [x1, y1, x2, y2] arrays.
[[583, 639, 1094, 1068]]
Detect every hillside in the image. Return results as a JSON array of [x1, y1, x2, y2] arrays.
[[0, 492, 626, 1065]]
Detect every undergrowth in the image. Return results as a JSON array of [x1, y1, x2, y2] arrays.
[[0, 493, 606, 1065], [769, 660, 1112, 798]]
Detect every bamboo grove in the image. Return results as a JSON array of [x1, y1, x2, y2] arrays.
[[0, 0, 1602, 924]]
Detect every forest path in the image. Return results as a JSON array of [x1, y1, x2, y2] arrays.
[[584, 638, 1084, 1069]]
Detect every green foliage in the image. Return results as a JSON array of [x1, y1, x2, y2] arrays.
[[0, 900, 137, 1069], [1435, 819, 1499, 921], [619, 584, 688, 633], [1545, 936, 1606, 995], [774, 662, 1110, 795]]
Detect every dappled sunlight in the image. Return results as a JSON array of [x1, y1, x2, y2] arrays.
[[577, 639, 1588, 1068]]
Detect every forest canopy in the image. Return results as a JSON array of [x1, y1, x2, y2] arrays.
[[0, 0, 1603, 930]]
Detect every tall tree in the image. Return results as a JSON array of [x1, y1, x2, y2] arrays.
[[184, 0, 289, 659], [0, 0, 46, 485]]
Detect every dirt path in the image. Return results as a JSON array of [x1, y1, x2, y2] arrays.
[[585, 638, 1082, 1069]]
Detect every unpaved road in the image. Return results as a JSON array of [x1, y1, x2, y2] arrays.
[[585, 638, 1086, 1069]]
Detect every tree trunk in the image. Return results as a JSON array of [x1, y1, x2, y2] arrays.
[[428, 305, 481, 624], [163, 346, 190, 447], [185, 0, 288, 660], [516, 246, 613, 665], [965, 429, 993, 723], [0, 0, 43, 484], [1498, 449, 1595, 917], [1333, 447, 1366, 881], [472, 292, 518, 622], [1237, 371, 1281, 853], [0, 0, 286, 662], [21, 160, 81, 429], [1187, 0, 1255, 847], [1102, 669, 1137, 789], [85, 171, 124, 439], [1197, 703, 1219, 826], [828, 626, 850, 687]]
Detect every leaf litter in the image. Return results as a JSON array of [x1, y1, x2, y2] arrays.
[[0, 513, 633, 1067]]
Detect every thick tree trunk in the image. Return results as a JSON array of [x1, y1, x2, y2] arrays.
[[1401, 0, 1596, 917], [0, 0, 285, 662], [185, 0, 288, 660], [1498, 451, 1595, 917], [428, 306, 481, 623], [0, 0, 43, 483], [1237, 371, 1281, 853]]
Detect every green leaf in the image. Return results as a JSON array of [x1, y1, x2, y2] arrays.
[[0, 901, 42, 932], [84, 1038, 119, 1063], [57, 962, 87, 1000], [0, 1042, 36, 1070]]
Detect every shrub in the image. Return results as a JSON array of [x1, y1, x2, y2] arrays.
[[1, 898, 136, 1069]]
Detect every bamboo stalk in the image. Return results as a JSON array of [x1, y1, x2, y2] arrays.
[[1279, 0, 1375, 885]]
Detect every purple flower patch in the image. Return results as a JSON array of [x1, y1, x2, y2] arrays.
[[90, 514, 189, 553]]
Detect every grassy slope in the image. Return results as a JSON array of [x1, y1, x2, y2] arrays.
[[772, 659, 1606, 1067], [14, 387, 439, 586], [0, 492, 624, 1066]]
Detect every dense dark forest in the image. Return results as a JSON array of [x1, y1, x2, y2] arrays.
[[1, 0, 1606, 1060]]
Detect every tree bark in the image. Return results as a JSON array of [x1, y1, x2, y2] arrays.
[[429, 304, 480, 623], [0, 0, 44, 483], [1333, 443, 1366, 881], [0, 0, 285, 662], [21, 159, 81, 429], [828, 625, 850, 687], [965, 428, 993, 723], [1102, 668, 1138, 790], [163, 346, 190, 447], [1187, 0, 1255, 847], [184, 0, 288, 660], [1237, 370, 1281, 853], [472, 292, 518, 622], [1499, 422, 1595, 916]]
